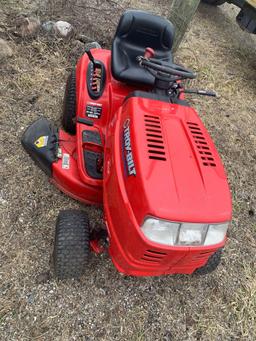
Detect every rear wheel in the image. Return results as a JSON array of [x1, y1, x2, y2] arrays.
[[193, 248, 223, 275], [202, 0, 226, 5], [62, 69, 76, 135], [53, 210, 90, 280]]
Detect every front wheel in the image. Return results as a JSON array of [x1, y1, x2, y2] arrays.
[[193, 248, 223, 275], [53, 210, 90, 280], [202, 0, 226, 5]]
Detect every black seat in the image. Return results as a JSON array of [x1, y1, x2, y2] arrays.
[[111, 10, 175, 86]]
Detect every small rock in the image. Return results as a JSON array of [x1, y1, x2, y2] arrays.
[[36, 271, 50, 284], [0, 39, 13, 60], [84, 41, 101, 50], [27, 293, 34, 304], [41, 21, 55, 33], [77, 33, 94, 43], [16, 16, 41, 38], [53, 21, 74, 38]]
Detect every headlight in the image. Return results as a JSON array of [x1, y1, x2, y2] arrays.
[[141, 217, 229, 246], [141, 218, 180, 245]]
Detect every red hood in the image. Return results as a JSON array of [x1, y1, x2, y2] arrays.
[[120, 97, 232, 225]]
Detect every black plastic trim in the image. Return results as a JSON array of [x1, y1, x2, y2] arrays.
[[84, 150, 103, 179], [77, 117, 94, 126], [124, 91, 171, 103], [172, 98, 190, 107], [21, 118, 58, 176], [86, 61, 106, 100]]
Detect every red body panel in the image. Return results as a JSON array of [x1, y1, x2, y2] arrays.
[[103, 98, 231, 275], [52, 50, 133, 204], [50, 49, 232, 276], [52, 129, 102, 205], [116, 98, 231, 226]]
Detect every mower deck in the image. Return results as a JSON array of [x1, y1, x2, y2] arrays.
[[22, 119, 103, 205]]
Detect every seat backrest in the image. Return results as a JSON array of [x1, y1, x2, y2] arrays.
[[114, 10, 175, 53], [111, 10, 175, 85]]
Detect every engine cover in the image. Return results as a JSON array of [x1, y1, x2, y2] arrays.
[[118, 96, 232, 226]]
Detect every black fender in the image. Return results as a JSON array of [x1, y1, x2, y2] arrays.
[[21, 118, 58, 176]]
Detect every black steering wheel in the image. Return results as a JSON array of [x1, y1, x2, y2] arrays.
[[137, 56, 197, 80]]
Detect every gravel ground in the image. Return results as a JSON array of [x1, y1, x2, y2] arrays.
[[0, 1, 255, 340]]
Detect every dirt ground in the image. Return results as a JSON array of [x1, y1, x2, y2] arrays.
[[0, 0, 255, 340]]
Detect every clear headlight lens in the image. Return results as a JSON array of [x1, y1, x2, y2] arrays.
[[177, 223, 208, 246], [204, 223, 229, 245], [141, 218, 229, 246], [141, 218, 180, 246]]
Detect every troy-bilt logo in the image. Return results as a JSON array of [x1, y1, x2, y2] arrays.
[[123, 119, 136, 176]]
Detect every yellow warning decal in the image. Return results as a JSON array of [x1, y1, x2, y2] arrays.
[[34, 136, 49, 148]]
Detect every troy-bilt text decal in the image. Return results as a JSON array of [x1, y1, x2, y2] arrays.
[[123, 119, 136, 176]]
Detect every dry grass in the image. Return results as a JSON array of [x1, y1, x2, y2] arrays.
[[0, 0, 256, 340]]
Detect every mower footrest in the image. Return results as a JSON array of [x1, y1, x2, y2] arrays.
[[84, 150, 103, 180]]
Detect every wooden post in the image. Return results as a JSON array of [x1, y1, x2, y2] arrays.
[[169, 0, 201, 52]]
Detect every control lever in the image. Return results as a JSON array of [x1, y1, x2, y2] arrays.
[[184, 89, 218, 97], [85, 48, 96, 66]]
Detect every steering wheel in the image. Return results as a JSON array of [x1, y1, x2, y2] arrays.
[[137, 55, 197, 80]]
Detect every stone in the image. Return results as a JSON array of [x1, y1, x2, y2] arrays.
[[41, 21, 55, 33], [16, 16, 41, 38], [53, 21, 74, 38], [84, 41, 102, 50], [77, 34, 92, 43]]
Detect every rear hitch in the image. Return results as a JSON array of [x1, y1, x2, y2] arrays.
[[90, 229, 108, 254]]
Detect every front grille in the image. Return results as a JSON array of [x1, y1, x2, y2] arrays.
[[187, 122, 216, 167], [144, 115, 166, 161], [141, 249, 167, 263]]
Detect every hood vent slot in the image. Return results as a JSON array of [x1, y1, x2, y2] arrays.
[[145, 115, 166, 161], [187, 122, 216, 167]]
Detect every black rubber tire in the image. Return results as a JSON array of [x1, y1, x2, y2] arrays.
[[202, 0, 225, 5], [193, 248, 223, 275], [62, 70, 76, 135], [53, 210, 90, 280]]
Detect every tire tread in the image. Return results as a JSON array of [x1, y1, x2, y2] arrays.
[[62, 70, 76, 135], [53, 210, 90, 280]]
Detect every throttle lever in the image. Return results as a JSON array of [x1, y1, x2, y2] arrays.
[[85, 48, 96, 66]]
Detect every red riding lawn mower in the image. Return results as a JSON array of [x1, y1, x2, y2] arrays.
[[22, 10, 232, 279]]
